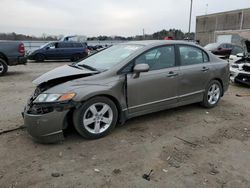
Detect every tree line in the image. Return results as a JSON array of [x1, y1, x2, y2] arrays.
[[0, 29, 195, 41]]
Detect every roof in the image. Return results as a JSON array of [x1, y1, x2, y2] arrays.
[[124, 40, 197, 46], [197, 8, 250, 18]]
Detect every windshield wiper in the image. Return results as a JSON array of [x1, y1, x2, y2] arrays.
[[76, 64, 99, 72], [70, 63, 99, 71], [68, 64, 84, 70]]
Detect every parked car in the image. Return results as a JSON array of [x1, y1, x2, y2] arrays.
[[28, 41, 88, 62], [0, 41, 27, 76], [230, 40, 250, 86], [23, 40, 229, 143], [204, 42, 244, 58]]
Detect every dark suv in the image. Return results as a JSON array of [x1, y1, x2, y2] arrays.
[[28, 41, 88, 62]]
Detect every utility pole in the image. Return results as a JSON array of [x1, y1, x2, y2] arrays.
[[188, 0, 193, 40], [143, 28, 145, 40]]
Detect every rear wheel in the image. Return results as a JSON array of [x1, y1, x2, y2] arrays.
[[71, 54, 82, 62], [0, 58, 8, 76], [35, 54, 45, 62], [73, 97, 118, 139], [201, 80, 222, 108]]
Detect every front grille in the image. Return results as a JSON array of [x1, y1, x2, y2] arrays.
[[27, 105, 53, 115], [242, 65, 250, 72], [26, 87, 54, 115]]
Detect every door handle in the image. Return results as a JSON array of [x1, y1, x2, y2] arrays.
[[201, 67, 209, 72], [167, 71, 178, 77]]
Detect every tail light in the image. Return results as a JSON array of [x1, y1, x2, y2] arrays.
[[18, 43, 25, 54], [84, 48, 89, 54]]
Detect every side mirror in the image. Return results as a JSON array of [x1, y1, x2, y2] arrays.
[[45, 46, 50, 50], [236, 53, 244, 57], [133, 64, 149, 78], [217, 47, 222, 51]]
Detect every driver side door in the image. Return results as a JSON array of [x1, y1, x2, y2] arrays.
[[126, 45, 179, 117]]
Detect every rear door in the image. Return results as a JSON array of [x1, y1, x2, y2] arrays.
[[177, 45, 212, 102], [57, 43, 71, 59], [126, 45, 179, 115]]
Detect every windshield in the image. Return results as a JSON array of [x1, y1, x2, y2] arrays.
[[77, 44, 143, 70], [204, 43, 219, 50]]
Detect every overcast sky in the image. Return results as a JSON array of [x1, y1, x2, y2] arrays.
[[1, 0, 250, 37]]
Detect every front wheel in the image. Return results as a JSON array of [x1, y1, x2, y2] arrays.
[[73, 97, 118, 139], [35, 54, 45, 62], [201, 80, 222, 108]]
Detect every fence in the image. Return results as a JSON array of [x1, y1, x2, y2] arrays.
[[22, 40, 125, 53]]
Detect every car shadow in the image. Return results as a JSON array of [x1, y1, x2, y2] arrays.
[[63, 103, 203, 143], [1, 71, 25, 77]]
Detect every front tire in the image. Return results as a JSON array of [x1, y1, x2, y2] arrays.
[[201, 80, 222, 108], [34, 54, 45, 62], [73, 97, 118, 139], [0, 58, 8, 76]]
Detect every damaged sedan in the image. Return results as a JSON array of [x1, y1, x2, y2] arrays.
[[23, 40, 229, 143], [230, 40, 250, 86]]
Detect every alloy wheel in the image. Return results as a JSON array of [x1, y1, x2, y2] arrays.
[[207, 83, 221, 105], [83, 102, 113, 134], [0, 63, 3, 73]]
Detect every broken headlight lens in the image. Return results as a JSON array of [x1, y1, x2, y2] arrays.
[[231, 64, 239, 68], [33, 93, 76, 103]]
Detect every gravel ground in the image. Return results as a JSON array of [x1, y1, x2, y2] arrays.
[[0, 62, 250, 188]]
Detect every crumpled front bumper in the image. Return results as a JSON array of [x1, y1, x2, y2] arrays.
[[23, 109, 69, 143], [230, 68, 250, 86]]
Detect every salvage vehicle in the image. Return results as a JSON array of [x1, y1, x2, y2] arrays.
[[0, 41, 27, 76], [28, 41, 88, 62], [230, 40, 250, 86], [23, 40, 230, 143], [204, 42, 243, 59]]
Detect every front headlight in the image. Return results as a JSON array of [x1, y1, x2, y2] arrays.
[[33, 92, 76, 103]]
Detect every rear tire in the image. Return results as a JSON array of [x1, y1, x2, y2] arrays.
[[0, 58, 8, 76], [73, 97, 118, 139], [71, 54, 82, 62], [34, 54, 45, 62], [201, 80, 222, 108]]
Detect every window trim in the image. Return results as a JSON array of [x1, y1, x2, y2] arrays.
[[176, 44, 210, 67], [118, 44, 178, 74]]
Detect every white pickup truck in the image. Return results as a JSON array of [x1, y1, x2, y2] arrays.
[[0, 41, 27, 76]]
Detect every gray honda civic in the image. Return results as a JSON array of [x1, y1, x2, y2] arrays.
[[23, 40, 229, 143]]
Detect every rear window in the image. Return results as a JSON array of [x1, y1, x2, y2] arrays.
[[58, 42, 84, 48], [179, 45, 209, 65], [58, 43, 73, 48], [73, 43, 83, 48]]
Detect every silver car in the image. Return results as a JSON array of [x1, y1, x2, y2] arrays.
[[23, 40, 230, 143]]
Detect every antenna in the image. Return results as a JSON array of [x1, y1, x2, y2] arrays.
[[205, 4, 208, 15]]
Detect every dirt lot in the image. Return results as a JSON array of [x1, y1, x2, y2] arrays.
[[0, 62, 250, 188]]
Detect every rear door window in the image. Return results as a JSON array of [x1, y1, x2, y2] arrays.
[[73, 43, 83, 48], [179, 45, 208, 65]]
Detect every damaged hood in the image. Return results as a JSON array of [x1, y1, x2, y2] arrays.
[[33, 65, 98, 85]]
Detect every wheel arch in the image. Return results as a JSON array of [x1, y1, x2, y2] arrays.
[[84, 94, 125, 124], [0, 52, 8, 64], [212, 78, 224, 96]]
